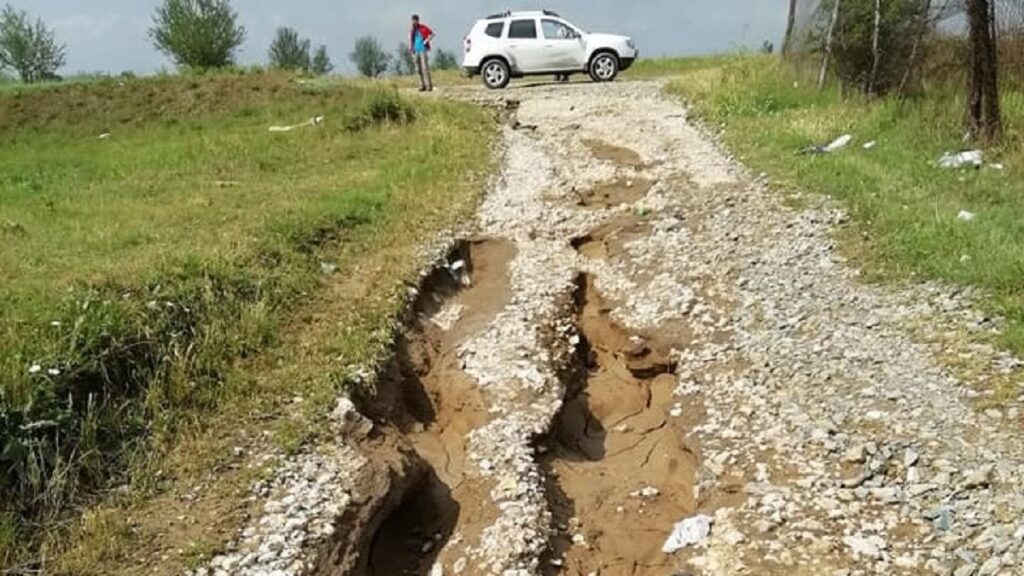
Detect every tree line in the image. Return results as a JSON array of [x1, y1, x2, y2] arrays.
[[0, 0, 459, 83], [781, 0, 1005, 142]]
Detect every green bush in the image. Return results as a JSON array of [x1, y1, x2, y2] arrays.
[[343, 87, 416, 132]]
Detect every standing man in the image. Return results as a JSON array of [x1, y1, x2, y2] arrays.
[[410, 14, 435, 92]]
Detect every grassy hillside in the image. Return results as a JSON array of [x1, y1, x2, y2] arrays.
[[0, 71, 493, 568], [662, 55, 1024, 357]]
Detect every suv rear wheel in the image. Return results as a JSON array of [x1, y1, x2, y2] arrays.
[[589, 52, 619, 83], [482, 58, 511, 90]]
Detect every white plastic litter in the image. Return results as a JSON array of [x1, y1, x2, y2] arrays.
[[957, 210, 977, 222], [938, 150, 983, 169], [269, 115, 325, 132], [661, 514, 714, 554], [447, 260, 472, 286], [862, 140, 876, 149], [824, 134, 853, 152]]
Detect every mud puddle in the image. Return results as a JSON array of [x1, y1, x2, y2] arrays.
[[571, 214, 650, 261], [354, 239, 516, 576], [542, 274, 700, 576], [576, 177, 654, 208], [582, 138, 645, 169]]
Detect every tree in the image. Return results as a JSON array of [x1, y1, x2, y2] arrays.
[[897, 0, 932, 97], [434, 49, 459, 70], [818, 0, 842, 89], [350, 36, 389, 77], [967, 0, 1002, 141], [391, 43, 415, 75], [150, 0, 246, 69], [782, 0, 799, 55], [311, 45, 333, 75], [269, 27, 310, 71], [866, 0, 883, 95], [0, 4, 66, 83]]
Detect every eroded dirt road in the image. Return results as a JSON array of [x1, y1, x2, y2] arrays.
[[202, 82, 1024, 576]]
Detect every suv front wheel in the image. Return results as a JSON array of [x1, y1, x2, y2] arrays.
[[589, 52, 619, 83], [482, 58, 511, 90]]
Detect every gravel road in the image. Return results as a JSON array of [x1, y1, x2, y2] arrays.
[[200, 81, 1024, 576]]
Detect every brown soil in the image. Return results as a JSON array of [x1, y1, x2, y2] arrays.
[[577, 178, 654, 208], [542, 275, 699, 576], [354, 239, 516, 576], [572, 214, 650, 261], [581, 139, 645, 169]]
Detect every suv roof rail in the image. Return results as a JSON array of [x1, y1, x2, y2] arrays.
[[485, 9, 560, 19]]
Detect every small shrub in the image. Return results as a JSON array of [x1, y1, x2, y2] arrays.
[[343, 88, 416, 132]]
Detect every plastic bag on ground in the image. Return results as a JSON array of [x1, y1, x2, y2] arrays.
[[938, 150, 983, 169], [823, 134, 852, 153], [662, 514, 714, 554]]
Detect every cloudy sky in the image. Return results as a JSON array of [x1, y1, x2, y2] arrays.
[[28, 0, 791, 75]]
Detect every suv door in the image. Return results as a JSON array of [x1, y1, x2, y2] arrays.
[[541, 19, 586, 71], [506, 18, 546, 72]]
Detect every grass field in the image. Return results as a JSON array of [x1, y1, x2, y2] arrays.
[[0, 70, 493, 569], [660, 55, 1024, 356]]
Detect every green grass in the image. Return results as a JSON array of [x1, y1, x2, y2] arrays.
[[0, 70, 493, 567], [664, 55, 1024, 352]]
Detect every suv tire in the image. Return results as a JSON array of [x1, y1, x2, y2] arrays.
[[589, 52, 619, 83], [482, 58, 511, 90]]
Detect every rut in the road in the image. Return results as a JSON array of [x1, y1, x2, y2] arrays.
[[354, 239, 516, 576], [541, 268, 700, 575]]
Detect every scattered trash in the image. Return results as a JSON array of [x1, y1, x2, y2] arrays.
[[47, 368, 60, 376], [957, 210, 977, 222], [320, 261, 338, 275], [447, 260, 472, 287], [862, 140, 877, 149], [630, 486, 661, 498], [269, 115, 325, 132], [98, 132, 111, 140], [28, 364, 41, 374], [662, 514, 714, 554], [799, 133, 853, 155], [989, 163, 1004, 171], [824, 134, 853, 152], [938, 150, 983, 169]]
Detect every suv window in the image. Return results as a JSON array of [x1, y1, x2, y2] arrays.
[[484, 22, 505, 38], [508, 19, 537, 39], [541, 20, 575, 40]]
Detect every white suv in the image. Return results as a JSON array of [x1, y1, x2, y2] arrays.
[[462, 10, 638, 89]]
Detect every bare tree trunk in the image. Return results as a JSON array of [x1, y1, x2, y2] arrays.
[[782, 0, 799, 56], [967, 0, 1002, 141], [818, 0, 842, 90], [898, 0, 932, 98], [867, 0, 883, 95]]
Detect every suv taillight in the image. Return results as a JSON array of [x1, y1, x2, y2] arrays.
[[464, 37, 471, 53]]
